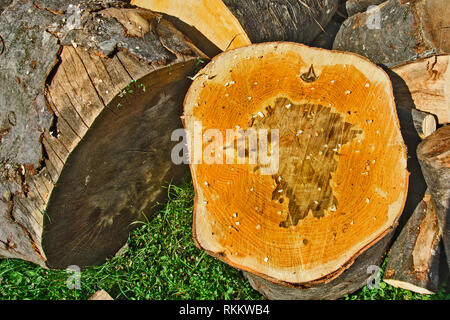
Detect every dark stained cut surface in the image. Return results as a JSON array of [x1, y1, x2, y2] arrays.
[[43, 63, 193, 268], [252, 98, 362, 227]]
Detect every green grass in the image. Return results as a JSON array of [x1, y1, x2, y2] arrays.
[[345, 254, 450, 300], [0, 178, 448, 300]]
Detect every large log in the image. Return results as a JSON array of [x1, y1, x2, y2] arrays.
[[384, 192, 441, 294], [417, 126, 450, 269], [333, 0, 450, 67], [132, 0, 339, 55], [183, 42, 408, 297], [0, 0, 204, 268]]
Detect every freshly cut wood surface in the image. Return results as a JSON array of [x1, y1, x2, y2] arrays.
[[0, 1, 203, 268], [131, 0, 251, 51], [183, 42, 408, 284], [395, 107, 437, 139], [391, 55, 450, 124], [384, 192, 441, 295], [132, 0, 338, 55]]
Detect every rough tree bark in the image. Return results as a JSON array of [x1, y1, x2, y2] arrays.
[[333, 0, 450, 67], [132, 0, 339, 55], [0, 0, 204, 268], [183, 42, 408, 298], [417, 126, 450, 269], [384, 192, 441, 294]]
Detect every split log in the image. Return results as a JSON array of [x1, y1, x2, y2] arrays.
[[384, 192, 441, 295], [131, 0, 251, 54], [417, 126, 450, 269], [390, 55, 450, 124], [0, 0, 204, 268], [333, 0, 450, 67], [183, 42, 408, 296], [131, 0, 339, 55], [396, 107, 436, 139], [345, 0, 386, 16]]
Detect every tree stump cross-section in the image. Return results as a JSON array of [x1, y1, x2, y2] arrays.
[[183, 42, 408, 286]]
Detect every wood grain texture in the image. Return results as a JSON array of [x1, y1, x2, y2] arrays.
[[333, 0, 450, 68], [132, 0, 339, 55], [222, 0, 338, 45], [184, 42, 408, 285], [396, 107, 436, 139], [384, 192, 441, 294], [417, 126, 450, 269], [0, 0, 203, 268], [390, 55, 450, 124], [131, 0, 252, 52]]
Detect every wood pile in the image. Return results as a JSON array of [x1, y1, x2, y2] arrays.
[[0, 0, 448, 299]]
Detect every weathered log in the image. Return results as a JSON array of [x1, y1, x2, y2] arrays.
[[0, 0, 204, 268], [132, 0, 339, 55], [345, 0, 386, 16], [183, 42, 408, 295], [417, 126, 450, 269], [333, 0, 450, 67], [384, 192, 441, 294], [390, 55, 450, 124]]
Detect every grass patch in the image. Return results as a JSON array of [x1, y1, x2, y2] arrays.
[[345, 254, 450, 300], [0, 177, 448, 300]]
